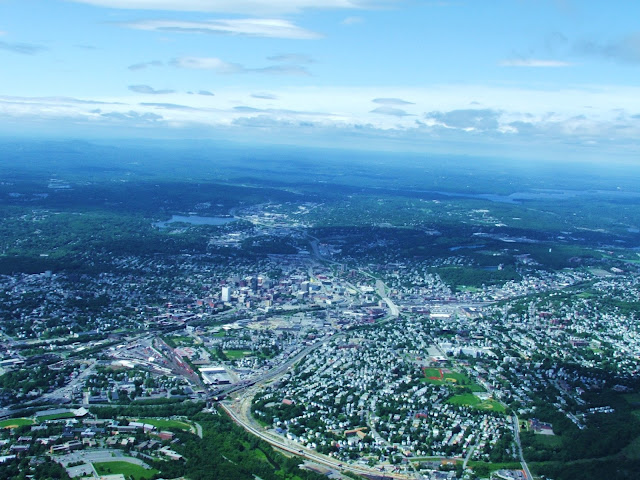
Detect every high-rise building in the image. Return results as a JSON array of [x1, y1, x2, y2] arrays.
[[221, 286, 231, 302]]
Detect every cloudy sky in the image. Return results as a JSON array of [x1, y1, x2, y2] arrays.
[[1, 0, 639, 157]]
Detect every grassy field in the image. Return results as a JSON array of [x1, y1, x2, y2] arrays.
[[423, 367, 442, 378], [422, 368, 485, 392], [621, 434, 640, 460], [532, 434, 562, 448], [170, 335, 195, 346], [94, 461, 159, 480], [447, 394, 505, 413], [0, 418, 35, 428], [422, 368, 471, 385], [448, 393, 481, 406], [36, 412, 75, 421], [134, 417, 192, 431], [467, 460, 522, 472], [623, 393, 640, 405], [224, 349, 252, 359]]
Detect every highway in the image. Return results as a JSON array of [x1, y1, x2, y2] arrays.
[[218, 328, 419, 479], [221, 402, 415, 480]]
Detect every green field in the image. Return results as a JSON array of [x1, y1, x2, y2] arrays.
[[423, 367, 442, 378], [0, 417, 35, 428], [467, 460, 522, 473], [447, 394, 505, 412], [224, 349, 252, 359], [621, 435, 640, 460], [533, 434, 562, 448], [422, 368, 485, 392], [36, 412, 75, 421], [135, 417, 192, 431], [94, 461, 159, 480], [623, 393, 640, 405], [170, 335, 196, 346], [423, 368, 471, 385]]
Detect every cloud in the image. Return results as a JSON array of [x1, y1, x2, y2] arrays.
[[123, 18, 320, 40], [254, 64, 311, 75], [128, 84, 175, 94], [171, 56, 310, 75], [342, 16, 364, 25], [267, 53, 314, 64], [139, 102, 197, 110], [0, 95, 123, 106], [425, 109, 501, 131], [252, 93, 278, 100], [170, 57, 244, 73], [199, 90, 215, 96], [70, 0, 386, 15], [128, 60, 163, 71], [3, 85, 640, 158], [0, 40, 47, 55], [370, 106, 412, 117], [100, 110, 164, 123], [544, 31, 569, 54], [372, 97, 414, 106], [574, 33, 640, 64], [232, 114, 300, 128], [499, 58, 573, 67], [233, 105, 331, 117]]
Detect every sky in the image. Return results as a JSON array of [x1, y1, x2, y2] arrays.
[[1, 0, 640, 158]]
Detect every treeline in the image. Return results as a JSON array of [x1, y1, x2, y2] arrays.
[[533, 457, 640, 480], [155, 409, 331, 480], [0, 457, 69, 480], [90, 400, 204, 419]]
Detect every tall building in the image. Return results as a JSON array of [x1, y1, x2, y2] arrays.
[[221, 286, 230, 302]]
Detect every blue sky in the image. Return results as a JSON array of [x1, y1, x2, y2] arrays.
[[1, 0, 639, 158]]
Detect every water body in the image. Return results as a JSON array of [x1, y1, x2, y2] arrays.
[[432, 189, 640, 204], [449, 245, 486, 251], [154, 215, 236, 228]]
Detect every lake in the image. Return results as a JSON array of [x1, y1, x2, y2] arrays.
[[154, 215, 237, 228]]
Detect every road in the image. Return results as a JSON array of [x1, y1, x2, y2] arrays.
[[220, 329, 419, 479], [462, 444, 475, 469], [376, 279, 400, 317], [210, 339, 325, 399], [513, 416, 533, 480], [41, 358, 97, 404], [221, 402, 415, 480]]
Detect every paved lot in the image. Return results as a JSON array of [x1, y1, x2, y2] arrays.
[[55, 449, 152, 478]]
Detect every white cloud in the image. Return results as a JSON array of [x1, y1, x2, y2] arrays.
[[0, 40, 47, 55], [370, 106, 412, 117], [170, 57, 244, 73], [3, 84, 640, 155], [128, 84, 174, 94], [342, 16, 364, 25], [124, 18, 321, 39], [71, 0, 387, 15], [128, 60, 163, 71], [372, 97, 414, 105], [267, 53, 314, 64], [575, 33, 640, 64], [252, 93, 278, 100], [499, 59, 573, 67], [171, 56, 311, 75]]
